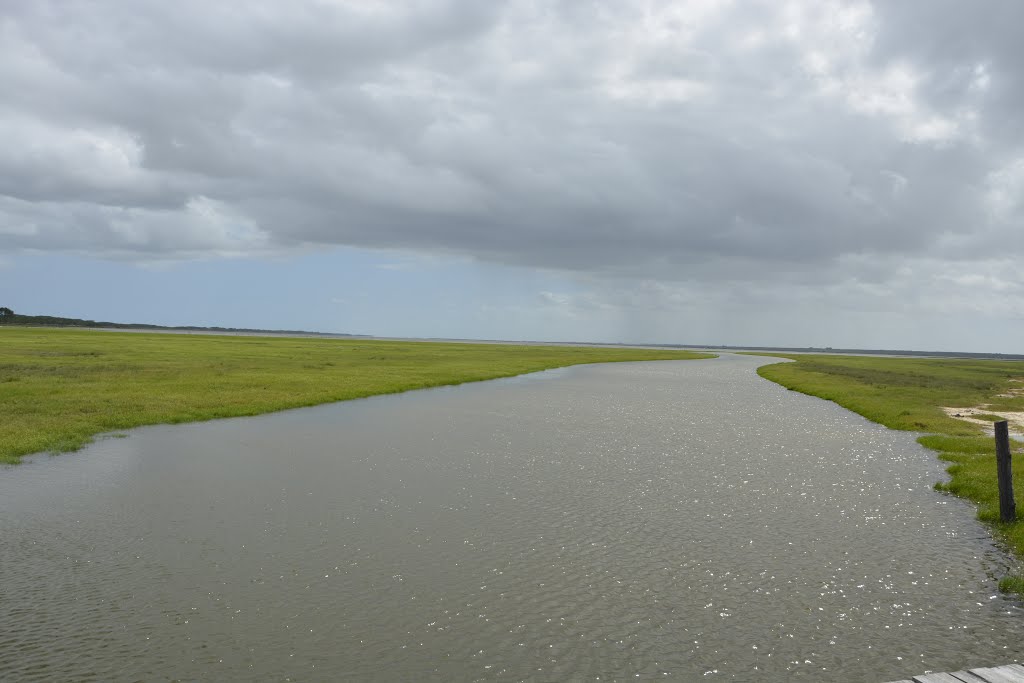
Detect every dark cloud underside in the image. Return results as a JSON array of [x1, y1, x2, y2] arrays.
[[2, 0, 1022, 303]]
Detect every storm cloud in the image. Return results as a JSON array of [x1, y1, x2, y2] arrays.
[[3, 1, 1024, 340]]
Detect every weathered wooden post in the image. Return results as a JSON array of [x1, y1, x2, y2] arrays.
[[995, 420, 1016, 523]]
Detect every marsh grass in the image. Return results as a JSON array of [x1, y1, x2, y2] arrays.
[[752, 353, 1024, 589], [0, 327, 712, 465]]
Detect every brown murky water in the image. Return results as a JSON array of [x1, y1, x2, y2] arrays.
[[2, 354, 1023, 681]]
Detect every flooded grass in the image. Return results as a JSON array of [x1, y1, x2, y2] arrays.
[[0, 327, 712, 465], [754, 353, 1024, 588]]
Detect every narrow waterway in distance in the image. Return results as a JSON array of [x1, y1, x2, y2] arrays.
[[2, 354, 1022, 681]]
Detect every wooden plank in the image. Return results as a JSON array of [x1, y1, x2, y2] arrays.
[[886, 665, 1024, 683], [968, 666, 1024, 683], [914, 673, 985, 683], [946, 672, 992, 682]]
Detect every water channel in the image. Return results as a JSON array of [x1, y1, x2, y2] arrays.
[[2, 354, 1023, 681]]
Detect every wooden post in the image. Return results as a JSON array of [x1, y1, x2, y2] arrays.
[[995, 420, 1016, 523]]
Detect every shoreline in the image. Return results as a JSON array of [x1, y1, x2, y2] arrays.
[[754, 352, 1024, 591], [0, 327, 712, 465]]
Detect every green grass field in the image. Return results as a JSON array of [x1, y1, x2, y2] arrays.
[[754, 353, 1024, 589], [0, 327, 712, 465]]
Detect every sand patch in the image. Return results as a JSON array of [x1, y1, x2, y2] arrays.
[[943, 406, 1024, 439], [994, 378, 1024, 399]]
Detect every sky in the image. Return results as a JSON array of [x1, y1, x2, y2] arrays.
[[2, 1, 1024, 352]]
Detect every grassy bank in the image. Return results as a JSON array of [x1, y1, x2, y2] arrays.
[[753, 353, 1024, 589], [0, 327, 712, 465]]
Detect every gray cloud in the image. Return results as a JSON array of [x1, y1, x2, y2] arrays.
[[3, 0, 1023, 302]]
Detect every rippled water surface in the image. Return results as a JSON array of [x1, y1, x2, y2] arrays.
[[3, 354, 1024, 681]]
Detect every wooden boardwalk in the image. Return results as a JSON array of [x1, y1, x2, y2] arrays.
[[888, 663, 1024, 683]]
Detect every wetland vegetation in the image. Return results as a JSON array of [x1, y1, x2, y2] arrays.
[[0, 327, 712, 465]]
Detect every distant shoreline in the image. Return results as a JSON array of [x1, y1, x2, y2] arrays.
[[2, 314, 1020, 360], [98, 328, 1024, 361], [86, 326, 370, 340]]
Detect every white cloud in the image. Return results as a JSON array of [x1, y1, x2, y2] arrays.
[[985, 156, 1024, 223]]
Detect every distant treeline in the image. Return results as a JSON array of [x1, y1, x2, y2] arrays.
[[0, 307, 359, 337]]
